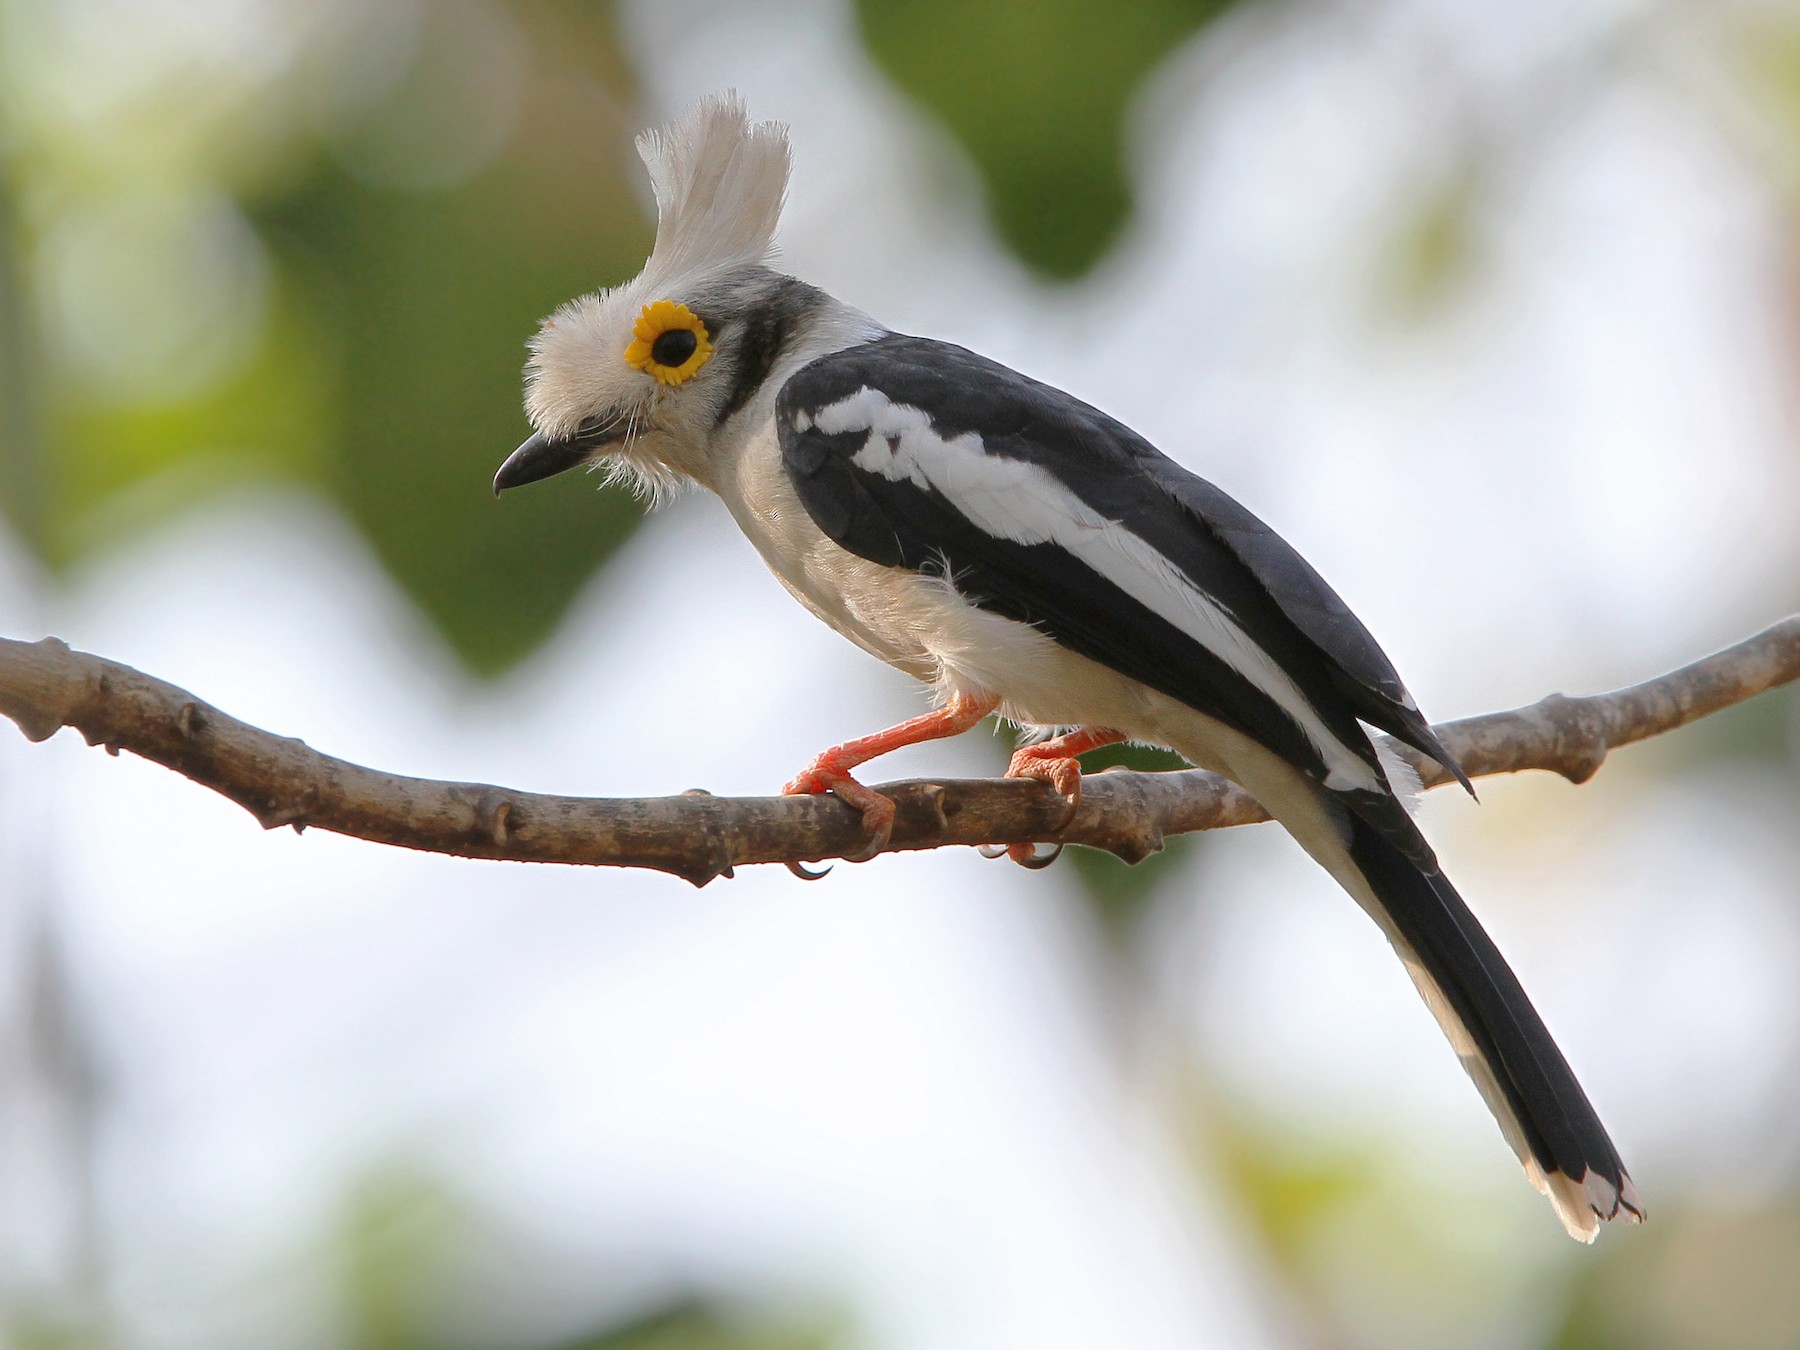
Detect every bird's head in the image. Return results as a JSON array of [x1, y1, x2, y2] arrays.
[[495, 94, 824, 500]]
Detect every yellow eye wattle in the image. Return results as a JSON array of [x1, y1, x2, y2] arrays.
[[624, 299, 713, 386]]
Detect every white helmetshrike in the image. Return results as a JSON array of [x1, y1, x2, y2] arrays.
[[493, 95, 1642, 1241]]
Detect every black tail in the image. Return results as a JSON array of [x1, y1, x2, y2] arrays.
[[1341, 796, 1643, 1240]]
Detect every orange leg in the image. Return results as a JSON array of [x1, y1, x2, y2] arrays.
[[1001, 726, 1126, 865], [785, 691, 999, 860]]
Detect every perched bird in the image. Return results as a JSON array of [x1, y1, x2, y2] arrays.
[[494, 95, 1642, 1241]]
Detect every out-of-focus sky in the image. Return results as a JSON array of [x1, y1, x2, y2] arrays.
[[3, 1, 1800, 1347]]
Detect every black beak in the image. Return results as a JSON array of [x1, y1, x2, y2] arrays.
[[493, 420, 624, 495]]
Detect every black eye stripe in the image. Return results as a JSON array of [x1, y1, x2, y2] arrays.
[[651, 327, 698, 368]]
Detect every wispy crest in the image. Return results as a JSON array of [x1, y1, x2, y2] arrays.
[[637, 93, 791, 291]]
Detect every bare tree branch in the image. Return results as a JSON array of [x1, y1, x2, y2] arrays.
[[0, 619, 1795, 885]]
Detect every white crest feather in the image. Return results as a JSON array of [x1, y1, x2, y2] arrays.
[[636, 93, 790, 292]]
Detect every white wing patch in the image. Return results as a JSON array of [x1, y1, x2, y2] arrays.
[[813, 388, 1380, 791]]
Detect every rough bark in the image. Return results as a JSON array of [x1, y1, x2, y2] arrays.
[[0, 618, 1794, 885]]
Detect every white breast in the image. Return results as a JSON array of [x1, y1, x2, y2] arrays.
[[718, 420, 944, 681]]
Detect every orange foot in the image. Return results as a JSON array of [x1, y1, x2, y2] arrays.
[[996, 726, 1126, 866], [783, 692, 998, 866], [783, 753, 899, 863]]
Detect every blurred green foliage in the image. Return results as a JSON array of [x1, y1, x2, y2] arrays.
[[564, 1304, 838, 1350], [1382, 158, 1484, 319], [0, 178, 44, 553], [1545, 1205, 1800, 1350], [334, 1166, 840, 1350], [2, 1, 652, 674], [338, 1169, 470, 1350], [857, 0, 1245, 279], [257, 132, 650, 675], [1064, 742, 1204, 933], [1643, 680, 1799, 781], [1747, 11, 1800, 185]]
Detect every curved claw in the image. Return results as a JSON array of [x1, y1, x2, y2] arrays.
[[786, 859, 833, 881], [839, 805, 894, 864], [1011, 841, 1065, 870]]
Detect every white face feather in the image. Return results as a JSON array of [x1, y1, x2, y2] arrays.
[[520, 94, 796, 490]]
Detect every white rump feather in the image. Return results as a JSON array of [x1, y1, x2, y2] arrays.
[[636, 93, 791, 291]]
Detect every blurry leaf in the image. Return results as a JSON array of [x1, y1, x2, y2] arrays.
[[856, 0, 1243, 279], [1381, 160, 1483, 319], [1699, 683, 1798, 770], [1068, 838, 1201, 938], [1547, 1205, 1800, 1350], [0, 1314, 106, 1350], [1078, 741, 1190, 776], [1746, 16, 1800, 187], [254, 4, 652, 675], [325, 1165, 842, 1350], [1065, 742, 1202, 937], [1200, 1106, 1379, 1272], [1622, 684, 1798, 785], [1192, 1096, 1552, 1347], [336, 1169, 472, 1350], [0, 162, 48, 555], [559, 1300, 838, 1350], [950, 729, 1199, 935], [44, 270, 335, 564]]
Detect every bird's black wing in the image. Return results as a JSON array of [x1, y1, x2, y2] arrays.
[[1136, 462, 1470, 789], [777, 332, 1455, 792]]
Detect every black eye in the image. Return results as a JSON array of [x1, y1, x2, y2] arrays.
[[651, 327, 698, 368]]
